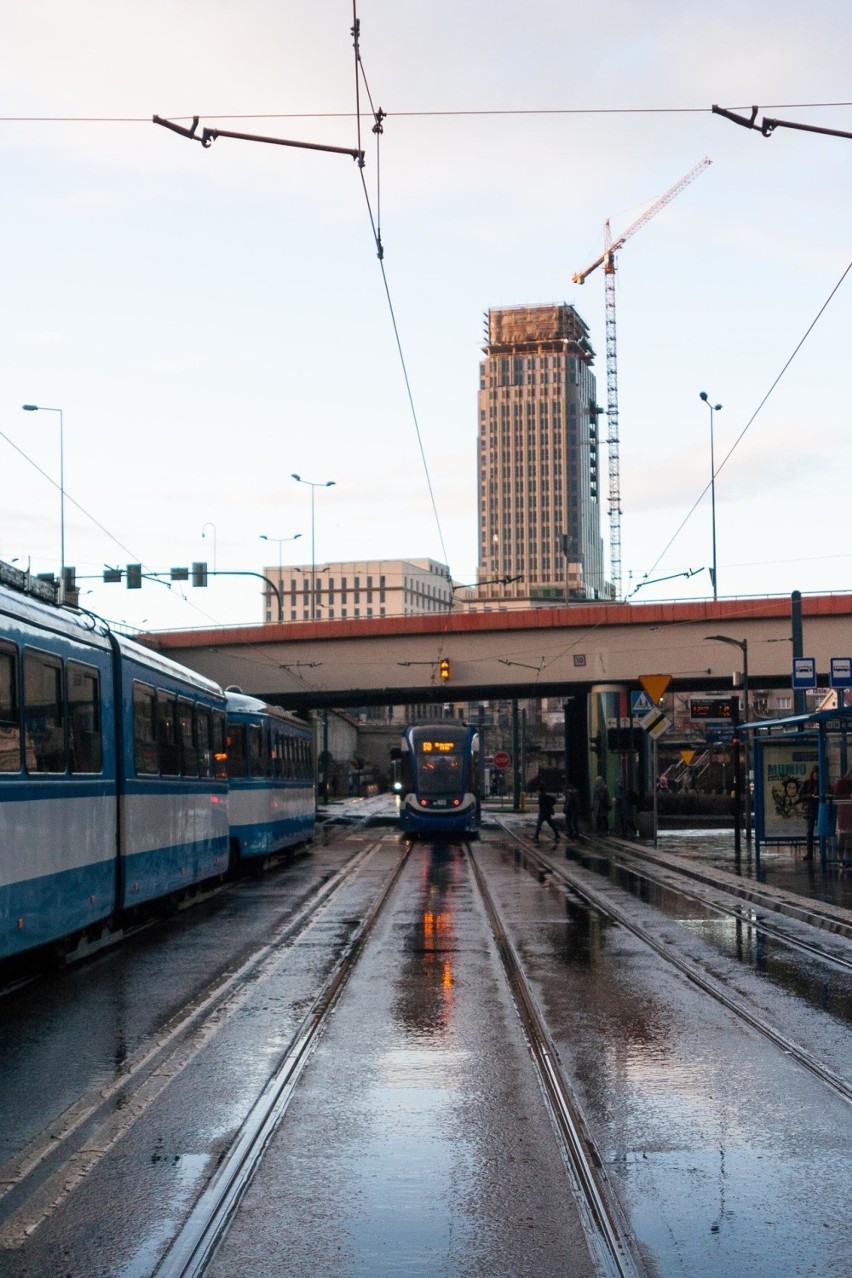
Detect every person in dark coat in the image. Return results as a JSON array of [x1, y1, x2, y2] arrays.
[[802, 767, 819, 860], [533, 784, 560, 842], [592, 776, 611, 833], [563, 784, 580, 838]]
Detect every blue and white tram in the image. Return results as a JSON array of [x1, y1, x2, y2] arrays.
[[0, 564, 229, 962], [224, 690, 315, 861], [397, 722, 481, 836]]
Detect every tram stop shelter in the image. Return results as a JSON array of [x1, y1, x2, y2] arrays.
[[748, 704, 852, 871]]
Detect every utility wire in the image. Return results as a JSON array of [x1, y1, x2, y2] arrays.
[[351, 6, 450, 570], [636, 259, 852, 587], [1, 101, 849, 124]]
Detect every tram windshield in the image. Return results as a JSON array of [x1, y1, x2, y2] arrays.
[[415, 738, 464, 794]]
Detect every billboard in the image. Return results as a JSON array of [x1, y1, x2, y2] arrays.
[[759, 741, 818, 840]]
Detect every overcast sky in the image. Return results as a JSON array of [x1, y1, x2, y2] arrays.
[[1, 0, 849, 631]]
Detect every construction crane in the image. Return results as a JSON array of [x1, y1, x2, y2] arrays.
[[573, 157, 712, 599]]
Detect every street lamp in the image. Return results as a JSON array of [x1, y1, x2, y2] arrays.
[[291, 474, 335, 620], [706, 633, 751, 845], [259, 532, 302, 621], [699, 391, 722, 601], [22, 404, 64, 596]]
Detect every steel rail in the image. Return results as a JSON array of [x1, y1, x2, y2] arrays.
[[153, 842, 411, 1278], [590, 837, 852, 974], [496, 828, 852, 1109], [467, 844, 641, 1278], [0, 838, 383, 1236]]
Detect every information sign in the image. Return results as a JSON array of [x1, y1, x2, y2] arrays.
[[792, 657, 817, 689], [829, 658, 852, 689], [690, 698, 733, 720]]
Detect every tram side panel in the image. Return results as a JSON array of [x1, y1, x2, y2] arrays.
[[116, 639, 230, 910], [0, 592, 119, 958], [225, 693, 315, 860]]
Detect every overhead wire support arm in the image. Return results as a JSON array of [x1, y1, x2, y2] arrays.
[[152, 114, 364, 162], [712, 104, 852, 141]]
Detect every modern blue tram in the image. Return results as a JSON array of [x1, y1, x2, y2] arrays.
[[0, 562, 314, 964], [397, 722, 481, 836]]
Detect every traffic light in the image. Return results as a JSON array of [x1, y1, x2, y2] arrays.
[[191, 561, 208, 588], [126, 564, 142, 589], [439, 658, 450, 681], [103, 567, 122, 584]]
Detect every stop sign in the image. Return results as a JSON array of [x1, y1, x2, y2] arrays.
[[493, 751, 511, 769]]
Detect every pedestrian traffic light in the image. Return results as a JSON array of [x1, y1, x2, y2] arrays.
[[439, 658, 450, 681], [126, 564, 142, 589], [192, 561, 208, 588]]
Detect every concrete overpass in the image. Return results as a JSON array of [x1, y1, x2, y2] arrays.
[[142, 593, 852, 713]]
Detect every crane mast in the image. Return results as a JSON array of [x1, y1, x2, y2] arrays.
[[573, 157, 711, 599]]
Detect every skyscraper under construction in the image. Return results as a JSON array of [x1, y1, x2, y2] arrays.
[[476, 303, 609, 605]]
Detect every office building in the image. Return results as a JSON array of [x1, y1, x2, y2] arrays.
[[261, 557, 453, 623], [475, 303, 610, 605]]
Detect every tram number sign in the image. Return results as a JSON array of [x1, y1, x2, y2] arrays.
[[493, 751, 511, 769]]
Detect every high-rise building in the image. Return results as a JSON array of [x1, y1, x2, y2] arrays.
[[475, 303, 610, 605]]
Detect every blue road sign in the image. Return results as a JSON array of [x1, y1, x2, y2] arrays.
[[631, 691, 654, 716], [829, 657, 852, 689], [792, 657, 817, 689]]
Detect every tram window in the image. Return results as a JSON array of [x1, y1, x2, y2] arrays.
[[158, 694, 180, 776], [227, 724, 248, 777], [248, 724, 262, 778], [196, 706, 213, 777], [0, 642, 21, 773], [272, 728, 283, 779], [68, 661, 102, 773], [263, 724, 273, 778], [178, 699, 199, 776], [133, 683, 158, 774], [212, 710, 228, 779], [23, 649, 65, 773]]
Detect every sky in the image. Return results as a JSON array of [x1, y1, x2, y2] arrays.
[[1, 0, 850, 632]]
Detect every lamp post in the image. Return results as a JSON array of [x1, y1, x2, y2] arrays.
[[706, 633, 751, 845], [291, 474, 335, 620], [259, 532, 301, 621], [699, 391, 722, 601], [22, 404, 64, 595], [201, 522, 218, 571]]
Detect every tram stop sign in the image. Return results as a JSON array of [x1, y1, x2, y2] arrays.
[[493, 751, 511, 769]]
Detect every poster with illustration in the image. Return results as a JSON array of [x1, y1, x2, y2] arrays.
[[760, 742, 819, 840]]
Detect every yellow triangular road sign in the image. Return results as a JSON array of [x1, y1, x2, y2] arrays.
[[639, 674, 672, 704]]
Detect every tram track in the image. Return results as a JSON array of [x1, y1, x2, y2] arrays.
[[493, 823, 852, 1109], [153, 839, 412, 1278], [467, 841, 642, 1278], [0, 835, 401, 1251]]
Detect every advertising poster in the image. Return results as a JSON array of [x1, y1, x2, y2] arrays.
[[760, 741, 819, 840]]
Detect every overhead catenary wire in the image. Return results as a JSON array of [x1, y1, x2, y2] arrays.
[[350, 5, 451, 572], [1, 100, 849, 124], [634, 259, 852, 590]]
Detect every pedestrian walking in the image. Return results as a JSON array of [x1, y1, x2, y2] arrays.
[[592, 776, 611, 833], [533, 784, 560, 842], [563, 783, 580, 838]]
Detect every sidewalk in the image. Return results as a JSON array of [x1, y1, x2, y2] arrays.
[[653, 827, 852, 912]]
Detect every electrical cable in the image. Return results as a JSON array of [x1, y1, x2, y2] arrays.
[[350, 6, 450, 570], [635, 259, 852, 588]]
